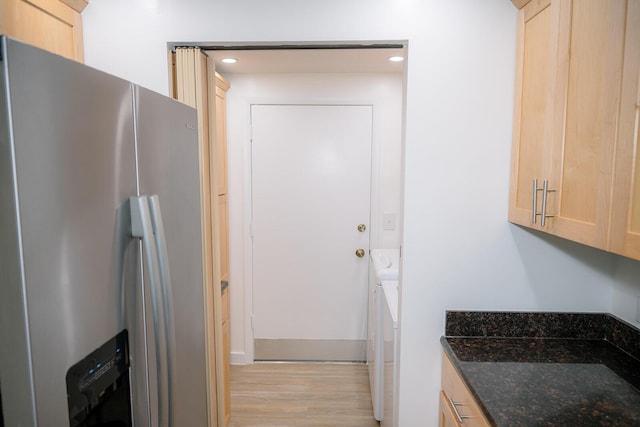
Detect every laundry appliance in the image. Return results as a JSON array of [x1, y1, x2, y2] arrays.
[[367, 249, 400, 420], [381, 281, 399, 427]]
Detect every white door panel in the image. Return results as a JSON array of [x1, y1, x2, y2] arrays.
[[251, 104, 372, 350]]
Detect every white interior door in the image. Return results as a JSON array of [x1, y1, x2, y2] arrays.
[[251, 104, 372, 361]]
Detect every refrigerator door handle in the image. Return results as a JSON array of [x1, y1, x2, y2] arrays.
[[130, 195, 171, 427], [148, 195, 176, 425]]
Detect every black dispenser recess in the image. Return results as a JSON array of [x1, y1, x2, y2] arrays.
[[66, 330, 132, 427]]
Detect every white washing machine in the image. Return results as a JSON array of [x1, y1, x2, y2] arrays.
[[368, 249, 399, 421], [381, 281, 399, 427]]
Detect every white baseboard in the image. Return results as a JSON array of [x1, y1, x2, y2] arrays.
[[253, 339, 366, 362], [230, 351, 252, 365]]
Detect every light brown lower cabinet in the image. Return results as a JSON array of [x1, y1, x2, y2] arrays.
[[439, 391, 461, 427], [440, 353, 490, 427]]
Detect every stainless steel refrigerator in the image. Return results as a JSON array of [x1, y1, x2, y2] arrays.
[[0, 37, 209, 426]]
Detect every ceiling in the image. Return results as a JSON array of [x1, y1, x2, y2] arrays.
[[204, 47, 405, 74]]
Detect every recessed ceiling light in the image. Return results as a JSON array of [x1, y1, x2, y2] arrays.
[[221, 58, 238, 64], [388, 56, 404, 62]]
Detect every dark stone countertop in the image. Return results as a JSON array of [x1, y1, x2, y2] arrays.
[[441, 311, 640, 427]]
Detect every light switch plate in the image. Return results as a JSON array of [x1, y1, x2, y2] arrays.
[[383, 212, 396, 231]]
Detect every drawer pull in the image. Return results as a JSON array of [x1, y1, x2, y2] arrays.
[[447, 396, 472, 424], [532, 179, 538, 224]]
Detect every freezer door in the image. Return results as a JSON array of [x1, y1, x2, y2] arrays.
[[0, 38, 139, 425], [134, 85, 208, 426]]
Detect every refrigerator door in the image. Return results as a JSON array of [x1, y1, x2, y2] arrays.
[[134, 85, 208, 426], [0, 37, 140, 425]]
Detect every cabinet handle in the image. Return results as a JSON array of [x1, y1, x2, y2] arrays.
[[540, 179, 556, 227], [532, 179, 538, 224], [447, 396, 471, 424], [532, 179, 555, 226]]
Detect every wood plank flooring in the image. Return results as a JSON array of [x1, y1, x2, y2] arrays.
[[229, 362, 380, 426]]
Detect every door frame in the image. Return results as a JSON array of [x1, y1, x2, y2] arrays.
[[241, 96, 384, 363]]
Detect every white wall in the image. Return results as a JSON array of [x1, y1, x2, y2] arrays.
[[223, 73, 403, 362], [82, 1, 627, 424]]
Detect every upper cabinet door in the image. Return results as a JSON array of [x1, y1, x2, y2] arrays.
[[509, 0, 630, 252], [546, 0, 626, 248], [610, 1, 640, 260], [508, 0, 558, 229], [1, 0, 85, 62], [215, 73, 230, 197]]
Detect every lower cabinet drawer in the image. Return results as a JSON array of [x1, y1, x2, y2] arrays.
[[441, 353, 490, 427]]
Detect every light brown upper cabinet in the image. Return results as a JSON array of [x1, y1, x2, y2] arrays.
[[170, 47, 222, 427], [214, 72, 231, 424], [170, 49, 233, 426], [509, 0, 637, 257], [0, 0, 87, 62], [610, 1, 640, 260], [215, 73, 230, 197], [509, 0, 558, 232], [511, 0, 532, 9]]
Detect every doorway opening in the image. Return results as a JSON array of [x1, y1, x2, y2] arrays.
[[170, 41, 407, 364]]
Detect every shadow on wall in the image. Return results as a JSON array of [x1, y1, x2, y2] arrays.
[[611, 256, 640, 325], [613, 256, 640, 285], [510, 224, 615, 311]]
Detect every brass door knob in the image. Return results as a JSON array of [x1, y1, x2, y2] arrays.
[[355, 248, 365, 258], [357, 224, 366, 232]]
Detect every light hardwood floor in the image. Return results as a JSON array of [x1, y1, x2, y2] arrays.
[[229, 363, 380, 426]]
